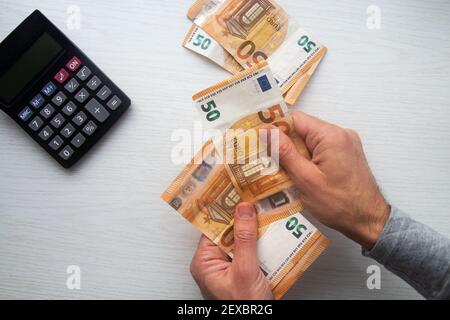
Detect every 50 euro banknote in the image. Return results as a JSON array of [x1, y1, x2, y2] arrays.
[[186, 0, 327, 99], [183, 24, 325, 105], [162, 62, 329, 299]]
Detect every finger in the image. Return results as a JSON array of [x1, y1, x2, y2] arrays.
[[278, 128, 322, 190], [196, 235, 228, 260], [190, 235, 228, 282], [291, 110, 330, 148], [232, 203, 260, 277]]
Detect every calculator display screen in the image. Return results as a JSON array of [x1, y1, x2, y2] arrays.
[[0, 33, 63, 104]]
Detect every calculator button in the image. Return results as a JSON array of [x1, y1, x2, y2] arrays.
[[41, 81, 57, 97], [50, 113, 66, 129], [40, 104, 55, 119], [96, 85, 111, 101], [52, 91, 67, 107], [72, 111, 88, 126], [86, 76, 102, 91], [59, 145, 74, 160], [62, 101, 77, 116], [38, 126, 54, 141], [71, 133, 86, 148], [76, 66, 92, 81], [75, 88, 90, 104], [66, 56, 81, 72], [54, 68, 69, 84], [107, 95, 122, 110], [64, 78, 80, 93], [18, 106, 33, 121], [82, 121, 98, 136], [28, 116, 44, 131], [61, 123, 75, 139], [85, 98, 110, 123], [49, 135, 64, 151], [30, 94, 45, 109]]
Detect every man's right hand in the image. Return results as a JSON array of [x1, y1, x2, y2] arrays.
[[277, 111, 390, 249]]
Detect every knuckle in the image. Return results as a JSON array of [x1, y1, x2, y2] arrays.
[[279, 138, 295, 161], [190, 256, 201, 280], [234, 228, 257, 243], [346, 128, 360, 141]]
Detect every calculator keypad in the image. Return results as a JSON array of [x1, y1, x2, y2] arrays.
[[75, 88, 89, 104], [64, 78, 80, 93], [51, 113, 65, 129], [41, 81, 57, 97], [54, 68, 69, 84], [85, 98, 110, 123], [52, 91, 67, 106], [17, 55, 125, 165], [82, 121, 97, 136], [39, 126, 54, 141], [73, 111, 87, 126], [87, 76, 101, 91], [40, 104, 55, 119], [59, 145, 74, 160], [76, 66, 91, 81], [61, 123, 75, 139], [62, 101, 77, 116], [28, 116, 44, 131], [49, 135, 64, 151]]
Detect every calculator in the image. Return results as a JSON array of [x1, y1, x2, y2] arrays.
[[0, 10, 130, 168]]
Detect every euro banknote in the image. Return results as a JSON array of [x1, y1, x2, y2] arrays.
[[183, 23, 326, 105], [188, 0, 327, 96], [162, 62, 329, 299]]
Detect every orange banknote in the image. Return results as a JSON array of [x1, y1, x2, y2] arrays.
[[187, 0, 327, 97], [162, 62, 329, 299]]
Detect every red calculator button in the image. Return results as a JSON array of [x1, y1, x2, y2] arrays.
[[54, 68, 69, 84], [66, 56, 81, 72]]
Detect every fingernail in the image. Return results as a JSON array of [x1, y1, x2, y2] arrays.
[[236, 203, 255, 220]]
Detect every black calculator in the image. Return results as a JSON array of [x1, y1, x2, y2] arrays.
[[0, 10, 130, 168]]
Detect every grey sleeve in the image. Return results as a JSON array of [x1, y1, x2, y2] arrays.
[[362, 206, 450, 299]]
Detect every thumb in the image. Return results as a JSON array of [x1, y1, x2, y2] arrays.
[[232, 202, 260, 277], [278, 128, 322, 191]]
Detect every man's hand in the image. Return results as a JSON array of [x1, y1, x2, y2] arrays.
[[190, 203, 273, 300], [278, 111, 390, 249]]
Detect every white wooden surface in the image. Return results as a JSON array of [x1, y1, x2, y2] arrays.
[[1, 0, 449, 300]]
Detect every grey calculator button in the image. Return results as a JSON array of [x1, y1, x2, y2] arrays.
[[50, 113, 66, 129], [61, 123, 75, 139], [75, 88, 90, 104], [96, 85, 111, 101], [72, 111, 87, 126], [85, 98, 110, 123], [64, 78, 80, 93], [76, 66, 91, 81], [49, 135, 63, 151], [38, 126, 54, 141], [52, 91, 67, 107], [40, 104, 55, 119], [71, 133, 86, 148], [62, 101, 78, 116], [86, 76, 102, 91], [28, 116, 44, 131], [82, 121, 97, 136], [107, 95, 122, 110], [59, 145, 74, 160]]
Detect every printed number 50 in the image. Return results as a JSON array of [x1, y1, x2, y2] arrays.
[[298, 35, 316, 53], [286, 216, 307, 239], [193, 35, 212, 50], [201, 100, 220, 122]]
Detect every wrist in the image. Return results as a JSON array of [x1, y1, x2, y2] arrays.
[[361, 197, 390, 250]]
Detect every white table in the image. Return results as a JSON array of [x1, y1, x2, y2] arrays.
[[1, 0, 449, 300]]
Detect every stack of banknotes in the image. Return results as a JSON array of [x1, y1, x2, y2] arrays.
[[161, 0, 330, 299], [182, 0, 327, 105]]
